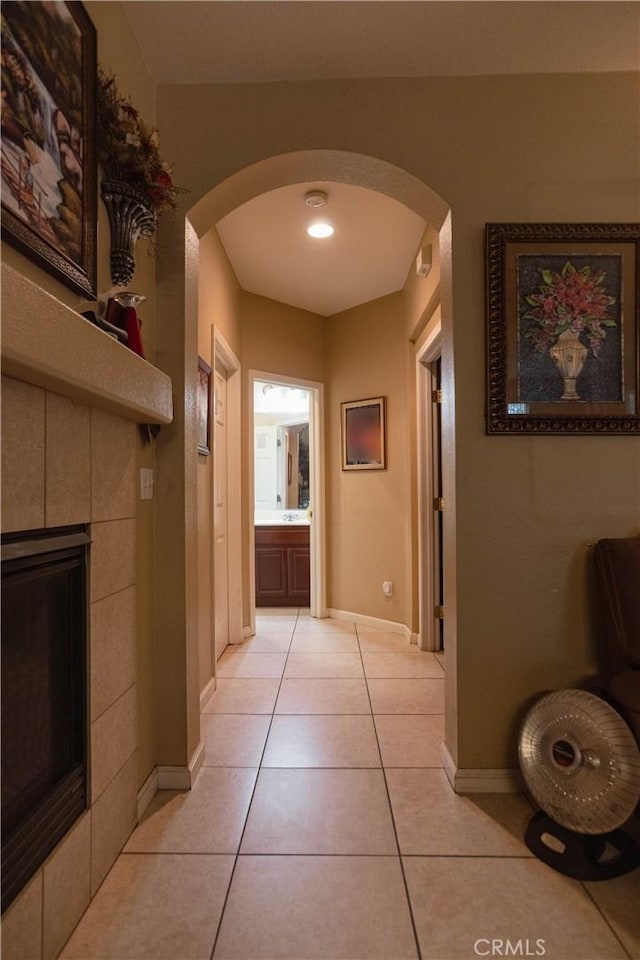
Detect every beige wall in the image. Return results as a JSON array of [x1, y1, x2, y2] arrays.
[[241, 291, 327, 384], [199, 228, 243, 361], [158, 71, 639, 773], [403, 223, 441, 342], [197, 228, 242, 693], [327, 292, 415, 625]]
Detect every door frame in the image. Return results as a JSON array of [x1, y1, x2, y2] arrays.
[[415, 311, 442, 652], [211, 327, 243, 663], [248, 369, 326, 634]]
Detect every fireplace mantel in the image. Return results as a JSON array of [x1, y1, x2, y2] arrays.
[[1, 264, 173, 425]]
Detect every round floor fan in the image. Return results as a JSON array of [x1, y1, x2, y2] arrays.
[[519, 688, 640, 880]]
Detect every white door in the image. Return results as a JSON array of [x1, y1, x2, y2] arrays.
[[214, 362, 229, 660], [254, 426, 279, 510]]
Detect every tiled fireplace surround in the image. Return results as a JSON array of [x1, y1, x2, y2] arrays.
[[1, 375, 140, 960]]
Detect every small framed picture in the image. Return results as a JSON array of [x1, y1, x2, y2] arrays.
[[341, 397, 387, 471], [486, 222, 639, 434], [197, 357, 211, 455]]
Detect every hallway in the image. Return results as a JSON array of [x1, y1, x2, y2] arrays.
[[60, 613, 637, 960]]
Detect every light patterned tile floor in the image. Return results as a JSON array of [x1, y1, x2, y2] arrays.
[[59, 610, 638, 960]]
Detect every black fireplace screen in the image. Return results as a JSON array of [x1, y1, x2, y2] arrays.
[[1, 526, 89, 913]]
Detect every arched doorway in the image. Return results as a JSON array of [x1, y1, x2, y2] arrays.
[[153, 150, 457, 788]]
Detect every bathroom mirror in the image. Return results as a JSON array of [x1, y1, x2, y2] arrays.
[[254, 380, 310, 521]]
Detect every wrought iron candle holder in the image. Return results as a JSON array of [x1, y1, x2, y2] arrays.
[[101, 179, 156, 286]]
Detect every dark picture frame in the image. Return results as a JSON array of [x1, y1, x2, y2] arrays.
[[197, 357, 212, 456], [486, 223, 639, 434], [1, 1, 97, 297], [341, 397, 387, 470]]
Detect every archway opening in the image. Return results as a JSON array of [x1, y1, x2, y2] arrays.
[[156, 148, 457, 783]]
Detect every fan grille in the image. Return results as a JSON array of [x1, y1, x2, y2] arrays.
[[519, 689, 640, 834]]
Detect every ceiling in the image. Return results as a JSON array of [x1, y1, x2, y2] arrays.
[[122, 0, 638, 315], [216, 182, 426, 316], [122, 2, 639, 85]]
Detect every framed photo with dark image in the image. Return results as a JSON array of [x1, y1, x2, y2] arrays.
[[486, 223, 639, 434], [341, 397, 387, 470], [1, 1, 97, 297], [197, 357, 211, 456]]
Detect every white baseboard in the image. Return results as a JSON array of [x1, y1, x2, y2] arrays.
[[137, 768, 158, 820], [441, 742, 525, 793], [189, 739, 206, 783], [155, 741, 207, 792], [327, 607, 412, 638], [199, 675, 217, 712], [156, 765, 191, 790]]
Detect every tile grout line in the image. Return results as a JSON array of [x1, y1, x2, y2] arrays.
[[579, 881, 634, 960], [120, 850, 539, 860], [355, 624, 424, 960], [209, 606, 301, 960]]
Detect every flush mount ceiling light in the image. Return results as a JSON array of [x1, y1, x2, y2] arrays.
[[307, 221, 334, 239]]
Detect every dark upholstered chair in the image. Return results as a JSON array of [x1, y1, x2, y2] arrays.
[[594, 536, 640, 743]]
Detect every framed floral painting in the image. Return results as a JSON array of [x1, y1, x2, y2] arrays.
[[1, 1, 97, 296], [486, 223, 639, 434]]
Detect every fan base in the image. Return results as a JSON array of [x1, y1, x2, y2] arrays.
[[525, 811, 640, 881]]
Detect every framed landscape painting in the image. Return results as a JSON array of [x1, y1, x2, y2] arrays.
[[341, 397, 387, 470], [486, 223, 639, 434], [1, 1, 97, 296]]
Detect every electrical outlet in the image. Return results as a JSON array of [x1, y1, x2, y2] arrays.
[[140, 468, 154, 500], [382, 580, 393, 597]]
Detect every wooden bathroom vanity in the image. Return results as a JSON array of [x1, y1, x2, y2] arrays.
[[255, 524, 310, 606]]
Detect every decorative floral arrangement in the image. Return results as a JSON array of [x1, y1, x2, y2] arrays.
[[96, 69, 184, 218], [523, 261, 617, 358]]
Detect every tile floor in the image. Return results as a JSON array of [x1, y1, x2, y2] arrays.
[[61, 611, 639, 960]]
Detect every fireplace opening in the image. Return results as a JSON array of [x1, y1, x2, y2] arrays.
[[1, 526, 90, 914]]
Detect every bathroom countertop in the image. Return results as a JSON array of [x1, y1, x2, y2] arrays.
[[254, 510, 310, 526]]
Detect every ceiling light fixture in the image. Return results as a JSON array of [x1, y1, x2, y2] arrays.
[[307, 221, 334, 239], [304, 190, 333, 238]]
